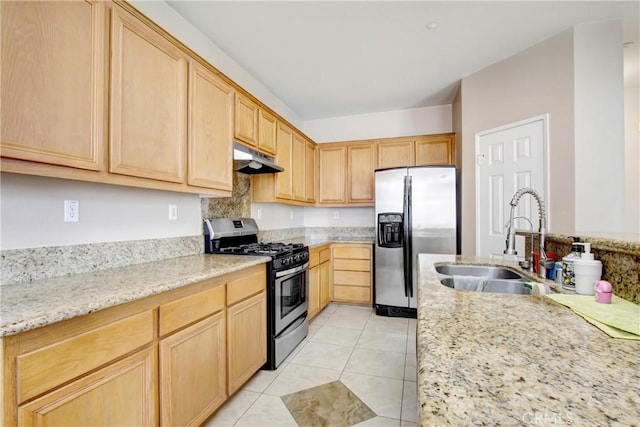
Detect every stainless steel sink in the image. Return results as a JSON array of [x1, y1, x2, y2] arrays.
[[440, 278, 542, 295], [435, 264, 524, 280]]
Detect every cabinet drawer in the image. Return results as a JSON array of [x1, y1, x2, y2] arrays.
[[333, 285, 370, 303], [160, 284, 225, 336], [17, 310, 154, 403], [332, 246, 371, 259], [227, 265, 266, 306], [333, 270, 371, 287], [309, 250, 320, 268], [319, 248, 330, 264], [333, 259, 370, 272]]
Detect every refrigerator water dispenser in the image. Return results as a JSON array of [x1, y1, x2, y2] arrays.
[[378, 213, 403, 248]]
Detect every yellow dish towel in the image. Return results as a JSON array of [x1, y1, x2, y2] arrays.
[[546, 294, 640, 340]]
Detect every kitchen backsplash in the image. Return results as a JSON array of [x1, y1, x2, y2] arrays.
[[201, 172, 251, 219], [526, 233, 639, 304], [259, 227, 375, 243], [1, 235, 201, 285]]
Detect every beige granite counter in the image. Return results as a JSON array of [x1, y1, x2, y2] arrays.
[[416, 254, 640, 426], [0, 254, 270, 338]]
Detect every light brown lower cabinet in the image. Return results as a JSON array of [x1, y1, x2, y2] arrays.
[[331, 243, 373, 304], [308, 245, 331, 321], [159, 311, 227, 427], [18, 346, 157, 426], [227, 291, 267, 395], [1, 263, 267, 427]]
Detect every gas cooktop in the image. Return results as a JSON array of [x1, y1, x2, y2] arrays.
[[218, 242, 305, 256]]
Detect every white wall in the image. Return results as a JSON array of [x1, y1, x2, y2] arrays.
[[624, 83, 640, 234], [251, 204, 305, 230], [303, 207, 375, 227], [303, 105, 452, 143], [573, 21, 625, 233], [0, 174, 201, 250]]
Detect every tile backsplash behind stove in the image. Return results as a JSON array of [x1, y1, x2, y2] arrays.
[[201, 172, 251, 219]]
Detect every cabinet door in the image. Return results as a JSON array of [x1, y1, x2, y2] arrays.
[[258, 109, 277, 155], [275, 122, 294, 200], [308, 264, 320, 320], [305, 141, 316, 203], [19, 347, 156, 426], [1, 0, 105, 171], [292, 133, 306, 201], [160, 311, 226, 427], [347, 143, 376, 203], [317, 146, 346, 204], [188, 60, 234, 192], [415, 134, 455, 166], [319, 260, 331, 309], [110, 5, 187, 183], [234, 93, 258, 147], [227, 291, 267, 394], [377, 141, 414, 169]]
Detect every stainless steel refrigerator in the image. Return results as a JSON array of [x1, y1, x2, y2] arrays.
[[374, 166, 458, 317]]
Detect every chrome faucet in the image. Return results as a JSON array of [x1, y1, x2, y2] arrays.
[[503, 187, 547, 277]]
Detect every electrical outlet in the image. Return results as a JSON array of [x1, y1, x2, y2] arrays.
[[290, 211, 294, 220], [333, 211, 340, 219], [168, 204, 178, 221], [64, 200, 79, 222], [257, 209, 262, 220]]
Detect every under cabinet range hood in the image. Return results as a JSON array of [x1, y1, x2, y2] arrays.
[[233, 142, 284, 174]]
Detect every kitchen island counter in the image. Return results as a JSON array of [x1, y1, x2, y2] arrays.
[[0, 254, 270, 338], [417, 254, 639, 426]]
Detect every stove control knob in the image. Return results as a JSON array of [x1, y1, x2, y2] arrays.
[[283, 257, 290, 266]]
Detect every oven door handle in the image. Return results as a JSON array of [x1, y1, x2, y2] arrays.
[[275, 262, 309, 278]]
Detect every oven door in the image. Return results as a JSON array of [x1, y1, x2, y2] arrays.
[[274, 262, 309, 336]]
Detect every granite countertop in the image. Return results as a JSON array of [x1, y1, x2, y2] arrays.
[[0, 254, 270, 338], [416, 254, 640, 426], [294, 237, 375, 248]]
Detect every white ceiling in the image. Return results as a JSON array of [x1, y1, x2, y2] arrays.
[[166, 1, 639, 121]]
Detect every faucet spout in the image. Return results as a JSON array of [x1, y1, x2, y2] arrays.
[[503, 187, 548, 276]]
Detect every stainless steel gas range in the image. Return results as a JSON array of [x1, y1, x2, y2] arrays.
[[204, 217, 309, 370]]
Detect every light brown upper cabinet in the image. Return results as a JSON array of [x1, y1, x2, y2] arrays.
[[292, 133, 306, 201], [110, 4, 187, 183], [1, 0, 105, 171], [317, 145, 347, 204], [187, 60, 234, 193], [305, 141, 316, 203], [377, 133, 455, 169], [257, 109, 277, 155], [251, 129, 316, 205], [234, 92, 259, 147], [377, 140, 414, 170], [347, 143, 376, 204], [275, 122, 294, 200], [317, 141, 374, 206], [415, 134, 455, 165]]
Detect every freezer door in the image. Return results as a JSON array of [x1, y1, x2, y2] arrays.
[[374, 168, 409, 308], [408, 167, 457, 308]]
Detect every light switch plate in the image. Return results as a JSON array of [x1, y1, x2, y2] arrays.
[[168, 204, 178, 221]]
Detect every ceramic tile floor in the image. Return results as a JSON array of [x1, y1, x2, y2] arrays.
[[203, 303, 418, 427]]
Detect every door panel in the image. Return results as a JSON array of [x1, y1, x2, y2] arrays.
[[477, 119, 545, 258], [409, 167, 457, 308], [374, 168, 409, 308]]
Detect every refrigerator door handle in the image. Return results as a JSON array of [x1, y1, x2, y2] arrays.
[[406, 175, 413, 298], [402, 175, 412, 298]]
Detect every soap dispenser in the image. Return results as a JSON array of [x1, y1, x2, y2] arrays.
[[562, 237, 582, 290], [573, 243, 602, 295]]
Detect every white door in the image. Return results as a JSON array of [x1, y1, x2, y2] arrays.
[[475, 116, 548, 258]]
